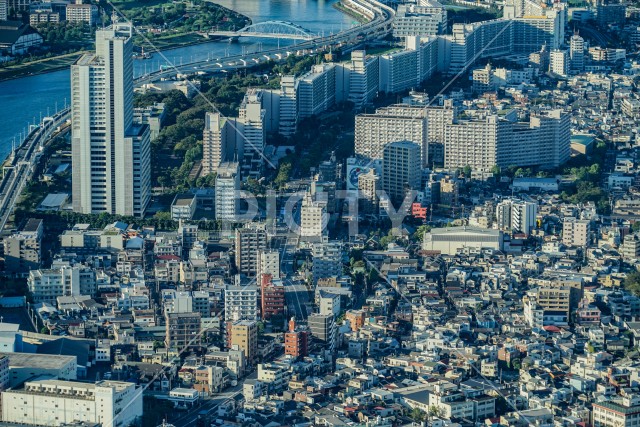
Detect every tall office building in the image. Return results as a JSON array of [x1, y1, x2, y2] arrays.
[[496, 199, 538, 236], [215, 162, 240, 222], [71, 23, 150, 217], [382, 141, 421, 206], [570, 34, 585, 73], [355, 105, 428, 167]]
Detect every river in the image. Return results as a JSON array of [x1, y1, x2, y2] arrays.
[[0, 0, 353, 161]]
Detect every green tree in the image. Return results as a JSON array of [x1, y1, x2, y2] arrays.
[[410, 407, 426, 422], [412, 225, 431, 242], [624, 271, 640, 296], [462, 165, 472, 178], [274, 162, 292, 188]]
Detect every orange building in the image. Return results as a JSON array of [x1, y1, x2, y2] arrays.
[[345, 309, 366, 332], [261, 274, 285, 320], [284, 318, 308, 358]]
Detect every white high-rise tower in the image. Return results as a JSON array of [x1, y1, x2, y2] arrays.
[[71, 22, 151, 217]]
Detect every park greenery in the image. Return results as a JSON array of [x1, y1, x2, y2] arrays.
[[118, 0, 249, 32], [134, 53, 322, 190]]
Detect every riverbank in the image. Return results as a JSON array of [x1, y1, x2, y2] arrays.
[[0, 52, 85, 82], [333, 2, 370, 23]]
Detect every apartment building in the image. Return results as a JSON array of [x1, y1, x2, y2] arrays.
[[355, 105, 428, 167], [229, 320, 258, 363], [443, 110, 570, 171], [71, 24, 150, 216], [593, 396, 640, 427], [215, 162, 240, 222], [311, 239, 343, 285], [257, 249, 280, 280], [28, 264, 98, 304], [308, 313, 337, 353], [235, 224, 268, 277], [202, 112, 239, 176], [260, 274, 285, 320], [297, 64, 336, 119], [382, 140, 421, 206], [562, 218, 591, 247], [393, 1, 447, 37], [166, 312, 201, 349], [550, 49, 569, 77], [284, 319, 308, 359], [3, 218, 42, 274], [496, 199, 538, 236], [1, 379, 142, 426], [224, 285, 259, 322], [66, 0, 98, 25], [238, 89, 266, 179], [300, 193, 327, 240]]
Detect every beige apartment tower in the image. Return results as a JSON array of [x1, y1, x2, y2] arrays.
[[71, 23, 150, 216]]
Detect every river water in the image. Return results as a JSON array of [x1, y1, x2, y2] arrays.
[[0, 0, 353, 160]]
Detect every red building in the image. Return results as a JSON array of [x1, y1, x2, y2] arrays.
[[284, 318, 308, 358], [261, 274, 285, 320], [411, 202, 428, 220]]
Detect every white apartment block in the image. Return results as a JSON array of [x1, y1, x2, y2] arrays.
[[562, 218, 591, 247], [298, 64, 336, 119], [393, 2, 447, 37], [444, 110, 570, 171], [224, 285, 258, 321], [278, 76, 297, 136], [379, 37, 438, 94], [71, 24, 151, 217], [355, 105, 428, 167], [28, 264, 97, 304], [343, 50, 379, 109], [570, 34, 585, 73], [66, 0, 98, 25], [202, 112, 239, 176], [300, 193, 327, 239], [593, 396, 640, 427], [550, 49, 569, 77], [496, 199, 538, 236], [2, 379, 142, 426], [238, 89, 266, 179], [215, 162, 240, 222], [312, 239, 343, 285], [235, 224, 268, 277], [382, 140, 422, 205], [257, 249, 280, 280]]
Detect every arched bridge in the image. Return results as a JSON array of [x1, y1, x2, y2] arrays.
[[207, 20, 317, 40]]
